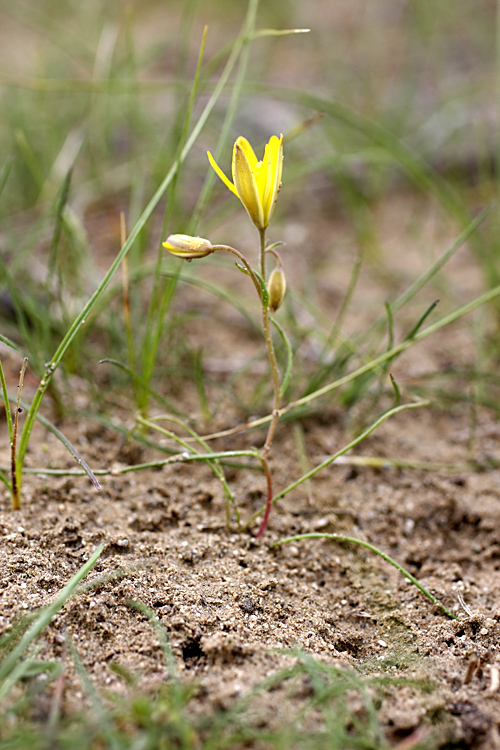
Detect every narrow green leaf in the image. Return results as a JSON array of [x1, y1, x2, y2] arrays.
[[404, 299, 439, 341], [0, 545, 103, 688], [384, 301, 394, 352], [274, 533, 456, 619], [389, 373, 401, 404], [0, 358, 14, 443]]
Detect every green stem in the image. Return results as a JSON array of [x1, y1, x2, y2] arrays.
[[274, 533, 456, 620], [256, 453, 274, 537], [0, 358, 14, 446], [257, 227, 282, 537], [2, 449, 260, 479], [209, 235, 282, 536], [212, 244, 263, 298], [259, 229, 281, 456]]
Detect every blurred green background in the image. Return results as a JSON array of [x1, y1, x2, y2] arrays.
[[0, 0, 498, 416]]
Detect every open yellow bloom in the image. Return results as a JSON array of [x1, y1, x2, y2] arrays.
[[208, 134, 283, 230], [162, 234, 214, 260]]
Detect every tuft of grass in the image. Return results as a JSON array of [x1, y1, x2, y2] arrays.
[[0, 0, 268, 506]]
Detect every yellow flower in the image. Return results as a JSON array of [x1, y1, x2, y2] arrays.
[[208, 135, 283, 230], [162, 234, 214, 260]]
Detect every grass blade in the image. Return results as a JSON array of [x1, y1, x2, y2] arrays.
[[15, 19, 249, 492], [274, 401, 429, 505], [0, 544, 103, 692], [274, 533, 456, 619]]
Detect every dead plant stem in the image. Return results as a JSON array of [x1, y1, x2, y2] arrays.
[[11, 357, 28, 510]]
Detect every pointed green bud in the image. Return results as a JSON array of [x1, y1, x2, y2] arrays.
[[267, 267, 286, 312]]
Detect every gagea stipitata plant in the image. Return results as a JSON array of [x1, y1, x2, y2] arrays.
[[163, 134, 285, 537]]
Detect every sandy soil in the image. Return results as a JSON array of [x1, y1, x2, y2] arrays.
[[2, 404, 500, 747]]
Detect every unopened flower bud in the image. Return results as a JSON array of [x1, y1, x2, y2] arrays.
[[267, 267, 286, 312], [163, 234, 214, 260]]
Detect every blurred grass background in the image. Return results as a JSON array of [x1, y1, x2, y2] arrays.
[[0, 0, 499, 417]]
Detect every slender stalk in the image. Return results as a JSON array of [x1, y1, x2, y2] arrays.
[[11, 358, 28, 510], [256, 452, 274, 536], [185, 235, 283, 536], [120, 214, 140, 409], [0, 359, 14, 445], [8, 449, 259, 477], [259, 228, 281, 456], [207, 239, 282, 546], [121, 214, 136, 371], [211, 244, 262, 298], [144, 229, 281, 537], [256, 228, 282, 537], [12, 454, 498, 480]]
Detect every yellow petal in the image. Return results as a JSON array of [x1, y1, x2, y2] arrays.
[[233, 136, 258, 172], [232, 140, 265, 229], [207, 151, 239, 197], [207, 135, 283, 230], [261, 135, 283, 227]]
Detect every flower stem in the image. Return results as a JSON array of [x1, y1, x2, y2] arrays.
[[208, 234, 282, 536], [211, 244, 262, 299], [257, 227, 282, 537], [259, 229, 281, 456]]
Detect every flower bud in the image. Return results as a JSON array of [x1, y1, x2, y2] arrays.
[[267, 267, 286, 312], [163, 234, 213, 260]]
